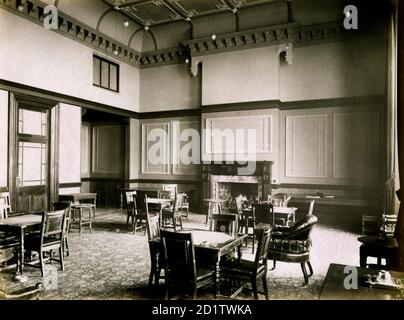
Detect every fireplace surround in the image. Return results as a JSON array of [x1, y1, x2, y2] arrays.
[[202, 162, 272, 211]]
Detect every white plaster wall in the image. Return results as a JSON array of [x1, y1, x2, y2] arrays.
[[59, 103, 81, 184], [0, 9, 140, 112], [0, 90, 8, 188], [140, 64, 200, 112], [201, 46, 281, 106]]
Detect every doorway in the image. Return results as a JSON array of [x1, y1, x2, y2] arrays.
[[9, 93, 58, 213]]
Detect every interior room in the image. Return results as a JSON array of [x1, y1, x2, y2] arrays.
[[0, 0, 403, 301]]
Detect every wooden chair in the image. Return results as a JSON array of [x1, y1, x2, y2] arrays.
[[161, 230, 215, 300], [0, 192, 12, 219], [145, 196, 165, 287], [220, 228, 271, 300], [125, 191, 137, 228], [161, 193, 184, 232], [53, 202, 72, 257], [358, 214, 399, 269], [24, 210, 66, 277], [269, 214, 318, 285], [179, 194, 190, 219], [126, 193, 147, 235], [252, 203, 274, 253], [210, 214, 238, 236]]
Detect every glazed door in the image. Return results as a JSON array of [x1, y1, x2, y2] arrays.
[[15, 107, 50, 213]]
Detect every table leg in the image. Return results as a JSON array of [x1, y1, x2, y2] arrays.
[[20, 228, 25, 274], [237, 243, 243, 262], [215, 259, 220, 298]]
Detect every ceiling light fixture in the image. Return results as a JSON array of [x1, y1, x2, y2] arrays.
[[113, 48, 119, 56], [17, 4, 25, 12], [144, 25, 150, 31], [211, 34, 216, 40], [232, 8, 238, 14], [123, 20, 129, 28]]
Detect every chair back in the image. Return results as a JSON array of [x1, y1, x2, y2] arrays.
[[161, 230, 196, 283], [0, 192, 11, 219], [40, 210, 66, 245], [283, 196, 292, 207], [173, 193, 185, 212], [158, 190, 172, 200], [145, 196, 160, 241], [125, 191, 137, 206], [253, 203, 274, 225], [53, 202, 71, 233], [254, 228, 271, 269], [308, 200, 315, 215], [286, 215, 318, 240], [163, 184, 177, 198], [210, 214, 238, 236]]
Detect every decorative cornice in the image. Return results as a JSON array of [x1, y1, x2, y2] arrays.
[[1, 0, 384, 70], [0, 0, 141, 66], [139, 47, 187, 68], [183, 22, 299, 57]]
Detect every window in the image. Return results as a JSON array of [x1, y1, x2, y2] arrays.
[[93, 55, 119, 92], [17, 108, 48, 187]]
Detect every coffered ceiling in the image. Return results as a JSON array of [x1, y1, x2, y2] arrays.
[[104, 0, 276, 27]]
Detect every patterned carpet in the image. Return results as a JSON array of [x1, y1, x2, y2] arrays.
[[0, 210, 359, 300]]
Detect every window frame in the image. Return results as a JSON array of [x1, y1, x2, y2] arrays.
[[93, 55, 120, 93]]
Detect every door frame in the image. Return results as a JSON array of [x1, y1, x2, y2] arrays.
[[8, 92, 59, 212]]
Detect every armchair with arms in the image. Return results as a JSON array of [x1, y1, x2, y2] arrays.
[[268, 213, 318, 285]]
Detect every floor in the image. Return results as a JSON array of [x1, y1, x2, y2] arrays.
[[0, 209, 362, 300]]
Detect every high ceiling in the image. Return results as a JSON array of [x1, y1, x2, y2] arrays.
[[104, 0, 275, 28]]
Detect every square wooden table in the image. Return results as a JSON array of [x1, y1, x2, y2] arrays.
[[154, 229, 247, 297], [0, 214, 42, 276], [320, 263, 404, 300]]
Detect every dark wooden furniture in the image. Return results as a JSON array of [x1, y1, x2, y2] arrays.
[[358, 236, 399, 269], [145, 197, 165, 287], [220, 228, 272, 300], [203, 199, 225, 225], [251, 203, 273, 253], [210, 214, 238, 236], [53, 202, 72, 257], [268, 214, 318, 285], [161, 193, 184, 232], [151, 230, 247, 297], [320, 263, 404, 300], [0, 214, 42, 275], [71, 204, 94, 236], [24, 210, 66, 277], [126, 193, 147, 235], [161, 230, 215, 300], [59, 193, 97, 206], [0, 192, 12, 219]]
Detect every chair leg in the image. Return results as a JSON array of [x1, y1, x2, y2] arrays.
[[192, 286, 197, 300], [39, 251, 45, 277], [262, 274, 269, 300], [126, 212, 130, 228], [134, 218, 138, 235], [252, 280, 259, 300], [307, 261, 313, 277], [270, 260, 276, 270], [88, 209, 93, 233], [59, 247, 64, 271], [179, 217, 183, 230], [173, 217, 177, 232], [300, 263, 309, 285], [65, 236, 70, 257], [165, 282, 169, 300]]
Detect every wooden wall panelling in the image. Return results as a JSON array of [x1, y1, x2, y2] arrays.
[[92, 125, 125, 176], [285, 113, 328, 178], [279, 105, 383, 185], [172, 120, 201, 176], [141, 122, 171, 175], [332, 111, 380, 181], [202, 109, 277, 163]]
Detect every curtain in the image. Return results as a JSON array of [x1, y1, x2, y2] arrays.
[[395, 1, 403, 271]]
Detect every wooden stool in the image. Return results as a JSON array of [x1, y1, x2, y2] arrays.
[[71, 204, 94, 236]]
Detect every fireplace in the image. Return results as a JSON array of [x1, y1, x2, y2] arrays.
[[202, 162, 272, 213]]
